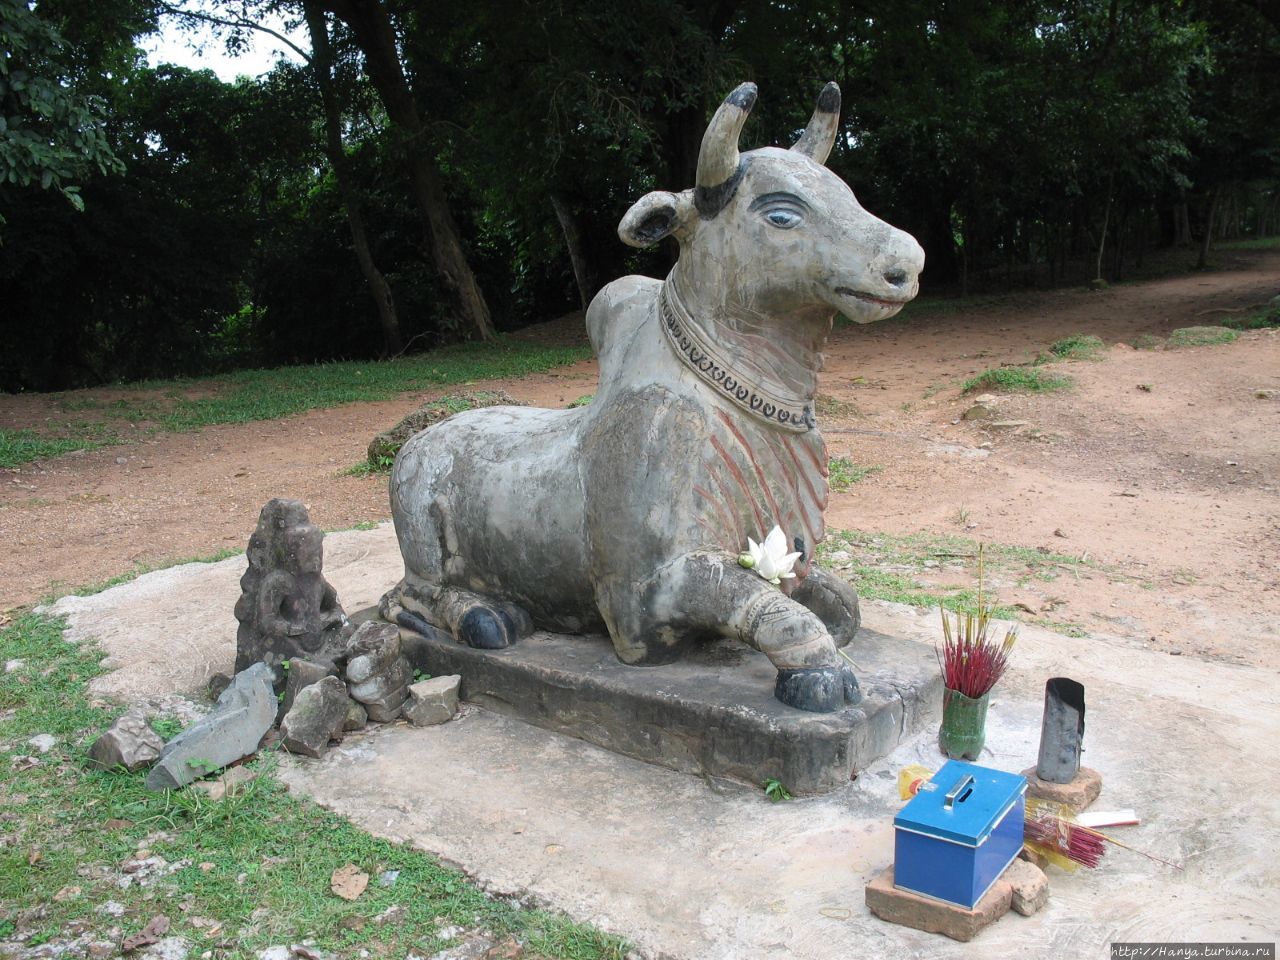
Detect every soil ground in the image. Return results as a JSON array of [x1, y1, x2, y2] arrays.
[[2, 249, 1278, 667]]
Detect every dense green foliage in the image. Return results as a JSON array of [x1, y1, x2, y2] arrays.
[[1, 0, 1277, 391]]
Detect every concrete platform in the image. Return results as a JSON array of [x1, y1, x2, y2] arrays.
[[46, 525, 1280, 960], [393, 623, 942, 795]]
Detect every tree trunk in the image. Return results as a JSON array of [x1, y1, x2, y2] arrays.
[[1094, 178, 1113, 284], [321, 0, 496, 341], [1197, 187, 1218, 270], [550, 192, 596, 310], [304, 3, 403, 355]]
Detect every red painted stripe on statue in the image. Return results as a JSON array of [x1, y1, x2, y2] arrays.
[[709, 435, 767, 537], [714, 409, 784, 528]]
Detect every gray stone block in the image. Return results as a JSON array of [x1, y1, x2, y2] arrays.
[[145, 663, 276, 791], [344, 621, 402, 684], [342, 699, 368, 731], [281, 676, 349, 759], [403, 675, 460, 727], [278, 658, 337, 721], [88, 711, 163, 772], [397, 623, 941, 795]]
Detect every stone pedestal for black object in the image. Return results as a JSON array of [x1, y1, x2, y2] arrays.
[[345, 621, 412, 722], [234, 499, 351, 673], [394, 621, 942, 795], [145, 663, 276, 790]]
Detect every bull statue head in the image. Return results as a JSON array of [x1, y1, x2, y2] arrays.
[[619, 82, 923, 343]]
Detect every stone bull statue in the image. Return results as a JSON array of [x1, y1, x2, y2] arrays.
[[382, 81, 924, 712]]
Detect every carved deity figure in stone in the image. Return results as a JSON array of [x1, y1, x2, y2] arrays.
[[234, 498, 350, 672], [381, 82, 924, 712]]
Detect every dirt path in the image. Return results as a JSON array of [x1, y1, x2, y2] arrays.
[[3, 250, 1277, 666]]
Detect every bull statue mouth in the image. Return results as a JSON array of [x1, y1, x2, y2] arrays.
[[835, 287, 913, 311]]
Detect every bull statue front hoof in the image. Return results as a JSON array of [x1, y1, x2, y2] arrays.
[[774, 663, 862, 713], [383, 80, 923, 713]]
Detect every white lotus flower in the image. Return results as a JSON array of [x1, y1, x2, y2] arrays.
[[741, 526, 802, 585]]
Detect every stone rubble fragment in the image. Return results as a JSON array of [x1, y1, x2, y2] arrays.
[[403, 675, 461, 727], [88, 711, 163, 772], [278, 658, 337, 721], [145, 663, 275, 791], [344, 621, 412, 722], [1002, 857, 1050, 916], [280, 676, 350, 759]]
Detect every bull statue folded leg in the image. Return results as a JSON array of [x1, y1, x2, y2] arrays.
[[381, 81, 924, 712]]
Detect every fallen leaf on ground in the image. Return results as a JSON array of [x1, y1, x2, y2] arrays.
[[330, 863, 369, 901], [122, 915, 170, 952], [103, 819, 133, 830]]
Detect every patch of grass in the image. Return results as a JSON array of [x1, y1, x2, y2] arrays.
[[827, 457, 880, 492], [0, 430, 109, 469], [814, 394, 860, 418], [818, 529, 1099, 618], [2, 340, 591, 469], [566, 394, 594, 409], [1221, 305, 1280, 331], [0, 612, 629, 959], [1044, 334, 1105, 362], [1038, 619, 1089, 638], [1218, 236, 1280, 250], [343, 457, 394, 478], [1167, 325, 1238, 348], [961, 367, 1072, 394]]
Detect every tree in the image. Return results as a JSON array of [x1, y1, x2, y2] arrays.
[[0, 0, 124, 216], [320, 0, 497, 340]]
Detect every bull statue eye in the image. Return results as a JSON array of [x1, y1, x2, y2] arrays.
[[751, 192, 808, 230]]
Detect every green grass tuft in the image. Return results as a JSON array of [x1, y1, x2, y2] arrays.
[[1218, 236, 1280, 250], [827, 457, 880, 492], [962, 367, 1072, 394], [567, 394, 594, 409], [1166, 325, 1238, 348], [1221, 306, 1280, 331], [1045, 334, 1105, 361], [0, 611, 629, 959], [0, 430, 106, 468], [818, 529, 1100, 619]]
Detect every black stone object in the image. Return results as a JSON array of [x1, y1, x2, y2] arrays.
[[1036, 677, 1086, 784]]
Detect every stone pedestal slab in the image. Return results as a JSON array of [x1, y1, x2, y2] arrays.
[[390, 619, 941, 796]]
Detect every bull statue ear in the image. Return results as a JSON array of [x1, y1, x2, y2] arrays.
[[791, 81, 841, 166], [617, 190, 695, 248]]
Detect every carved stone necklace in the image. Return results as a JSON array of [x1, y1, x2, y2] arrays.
[[659, 281, 816, 433]]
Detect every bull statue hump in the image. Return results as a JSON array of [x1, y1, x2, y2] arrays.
[[381, 81, 925, 713]]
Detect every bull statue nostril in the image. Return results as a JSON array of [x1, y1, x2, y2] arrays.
[[884, 269, 909, 288]]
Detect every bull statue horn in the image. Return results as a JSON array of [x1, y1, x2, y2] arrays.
[[695, 81, 756, 215], [791, 81, 841, 166]]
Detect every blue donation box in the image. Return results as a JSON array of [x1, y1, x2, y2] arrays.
[[893, 760, 1027, 909]]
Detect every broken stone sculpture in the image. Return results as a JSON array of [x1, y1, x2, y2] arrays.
[[234, 498, 350, 673], [88, 710, 163, 772], [344, 621, 412, 722], [145, 662, 276, 790], [381, 81, 923, 713]]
